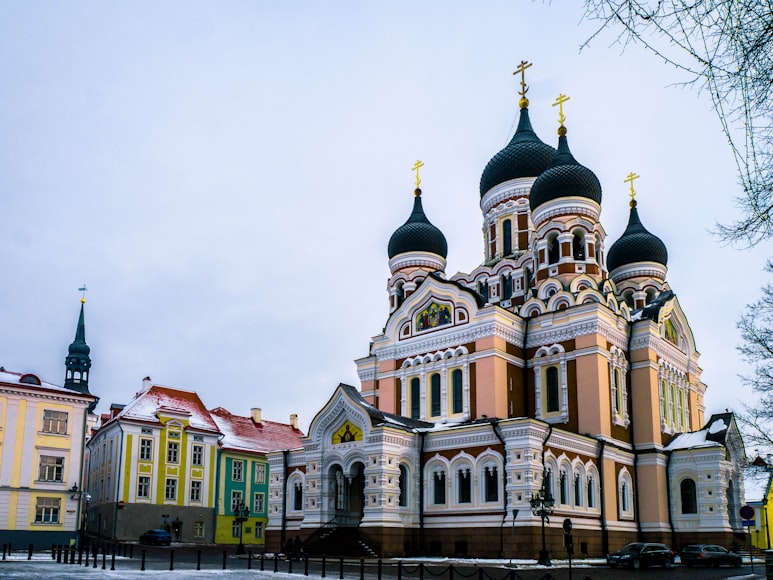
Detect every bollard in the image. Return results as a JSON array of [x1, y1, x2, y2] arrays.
[[51, 543, 56, 560], [223, 549, 228, 570], [397, 560, 402, 580], [169, 549, 175, 571], [419, 562, 424, 580], [111, 546, 116, 571], [305, 554, 309, 576], [84, 547, 89, 567], [322, 554, 326, 578], [71, 545, 76, 564], [56, 545, 62, 563], [339, 556, 344, 580], [274, 552, 279, 573], [92, 545, 98, 568], [260, 552, 265, 571], [197, 549, 202, 571], [288, 555, 293, 574], [141, 549, 146, 571], [449, 564, 454, 580], [360, 557, 365, 580], [478, 569, 484, 580], [28, 544, 32, 560], [377, 559, 382, 580], [78, 547, 83, 565], [248, 550, 253, 570], [102, 547, 106, 570]]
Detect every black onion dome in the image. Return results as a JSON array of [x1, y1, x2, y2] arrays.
[[388, 191, 448, 259], [607, 202, 668, 272], [479, 107, 556, 197], [529, 133, 602, 212]]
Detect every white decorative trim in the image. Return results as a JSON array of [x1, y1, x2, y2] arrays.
[[531, 197, 601, 228], [480, 179, 534, 214], [610, 262, 667, 284], [389, 251, 446, 275]]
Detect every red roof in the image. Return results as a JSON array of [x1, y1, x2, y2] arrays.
[[209, 407, 303, 455]]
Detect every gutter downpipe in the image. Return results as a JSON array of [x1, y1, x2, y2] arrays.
[[627, 323, 644, 540], [666, 450, 676, 547], [281, 450, 289, 550], [419, 430, 426, 556], [490, 419, 508, 558], [113, 422, 125, 541], [597, 437, 609, 555]]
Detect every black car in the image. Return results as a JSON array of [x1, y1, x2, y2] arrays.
[[139, 529, 172, 546], [607, 542, 675, 570], [681, 544, 742, 567]]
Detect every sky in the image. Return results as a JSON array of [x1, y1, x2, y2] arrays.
[[0, 2, 769, 435]]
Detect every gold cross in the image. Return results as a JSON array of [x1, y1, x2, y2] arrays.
[[412, 160, 424, 189], [552, 93, 570, 126], [513, 60, 532, 98], [624, 172, 640, 201]]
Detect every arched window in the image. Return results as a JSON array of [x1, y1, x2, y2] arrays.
[[559, 469, 568, 504], [573, 232, 585, 260], [451, 369, 463, 415], [410, 378, 420, 419], [660, 380, 667, 426], [457, 467, 471, 504], [501, 274, 513, 300], [574, 472, 582, 506], [430, 373, 441, 417], [614, 368, 623, 415], [503, 219, 512, 255], [595, 235, 602, 264], [670, 384, 677, 427], [680, 478, 697, 514], [546, 367, 560, 413], [548, 235, 560, 265], [545, 468, 554, 501], [478, 280, 489, 302], [293, 481, 303, 511], [621, 481, 629, 512], [587, 476, 595, 508], [484, 465, 498, 502], [433, 470, 446, 505], [399, 465, 408, 507]]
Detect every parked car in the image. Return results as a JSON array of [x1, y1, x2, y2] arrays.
[[607, 542, 675, 570], [681, 544, 742, 567], [138, 529, 172, 546]]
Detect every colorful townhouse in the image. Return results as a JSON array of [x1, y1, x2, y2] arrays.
[[209, 407, 302, 547], [0, 300, 98, 545], [86, 379, 221, 542], [744, 455, 772, 550]]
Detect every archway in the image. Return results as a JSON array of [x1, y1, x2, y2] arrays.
[[329, 462, 365, 526]]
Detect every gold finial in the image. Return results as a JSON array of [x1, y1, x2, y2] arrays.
[[78, 284, 88, 303], [624, 172, 640, 206], [552, 93, 570, 135], [412, 160, 424, 192], [513, 60, 532, 108]]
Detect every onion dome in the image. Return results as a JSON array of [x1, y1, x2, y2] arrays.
[[479, 105, 556, 197], [388, 189, 448, 259], [607, 199, 668, 272], [529, 128, 602, 212]]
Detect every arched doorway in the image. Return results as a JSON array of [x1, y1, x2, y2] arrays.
[[329, 462, 365, 526]]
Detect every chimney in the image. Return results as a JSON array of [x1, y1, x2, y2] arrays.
[[289, 414, 298, 430], [251, 407, 262, 424], [142, 376, 152, 392]]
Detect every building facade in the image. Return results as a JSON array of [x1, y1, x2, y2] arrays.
[[0, 301, 97, 545], [266, 72, 746, 558]]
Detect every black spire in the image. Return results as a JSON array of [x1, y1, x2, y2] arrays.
[[64, 300, 92, 394]]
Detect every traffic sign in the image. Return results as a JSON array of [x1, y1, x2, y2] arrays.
[[742, 519, 755, 527], [740, 505, 755, 520]]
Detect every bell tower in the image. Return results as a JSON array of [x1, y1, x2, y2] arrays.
[[64, 293, 92, 394]]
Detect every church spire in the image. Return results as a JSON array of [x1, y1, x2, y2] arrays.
[[64, 293, 92, 394]]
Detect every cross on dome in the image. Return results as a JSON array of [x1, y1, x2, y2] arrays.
[[513, 60, 532, 108]]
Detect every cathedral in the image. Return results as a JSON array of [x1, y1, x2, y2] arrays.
[[265, 66, 746, 559]]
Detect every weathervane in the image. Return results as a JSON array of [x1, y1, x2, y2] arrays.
[[513, 60, 532, 108], [624, 172, 640, 206], [412, 160, 424, 193], [78, 284, 88, 304], [552, 93, 570, 133]]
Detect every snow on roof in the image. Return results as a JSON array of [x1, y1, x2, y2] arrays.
[[708, 418, 728, 434], [0, 369, 95, 399], [209, 407, 303, 454], [743, 465, 772, 504], [113, 385, 220, 433], [664, 429, 722, 451]]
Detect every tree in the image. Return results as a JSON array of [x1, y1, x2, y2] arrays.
[[582, 0, 773, 246], [736, 260, 773, 450]]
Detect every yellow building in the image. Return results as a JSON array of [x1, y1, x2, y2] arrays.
[[0, 302, 97, 546], [744, 456, 772, 550]]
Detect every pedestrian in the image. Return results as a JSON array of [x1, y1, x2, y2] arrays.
[[284, 539, 293, 561], [293, 535, 303, 560]]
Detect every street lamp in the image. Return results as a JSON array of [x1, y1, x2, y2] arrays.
[[530, 472, 555, 566], [234, 502, 250, 555]]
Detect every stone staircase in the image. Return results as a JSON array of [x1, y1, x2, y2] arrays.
[[304, 527, 379, 558]]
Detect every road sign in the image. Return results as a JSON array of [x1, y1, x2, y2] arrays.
[[742, 519, 755, 527], [740, 505, 755, 520]]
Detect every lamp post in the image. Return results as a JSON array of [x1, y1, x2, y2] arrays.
[[530, 473, 555, 566], [234, 502, 250, 555]]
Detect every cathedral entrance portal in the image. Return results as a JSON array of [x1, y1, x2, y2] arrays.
[[329, 462, 365, 527]]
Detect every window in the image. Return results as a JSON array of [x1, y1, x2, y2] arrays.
[[34, 497, 60, 523], [231, 490, 243, 512], [232, 460, 244, 481], [38, 456, 64, 482], [253, 492, 265, 513], [165, 478, 177, 500], [232, 521, 241, 538], [193, 521, 205, 538], [399, 464, 409, 507], [293, 482, 303, 511], [457, 468, 471, 504], [484, 466, 498, 502], [502, 219, 512, 255], [559, 470, 568, 504], [546, 367, 560, 413], [452, 369, 463, 415], [410, 378, 420, 419], [433, 471, 446, 505], [613, 369, 622, 415], [167, 442, 179, 464], [139, 438, 153, 461], [572, 232, 585, 260], [190, 480, 202, 502], [547, 235, 559, 265], [501, 273, 513, 300], [137, 476, 151, 499], [254, 522, 264, 539], [621, 481, 629, 512], [545, 469, 554, 501], [680, 478, 698, 514], [255, 464, 266, 484], [430, 373, 441, 417], [191, 445, 203, 466], [42, 410, 68, 434], [574, 473, 582, 506], [587, 476, 595, 508]]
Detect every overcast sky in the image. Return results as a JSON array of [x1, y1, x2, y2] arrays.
[[1, 2, 768, 435]]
